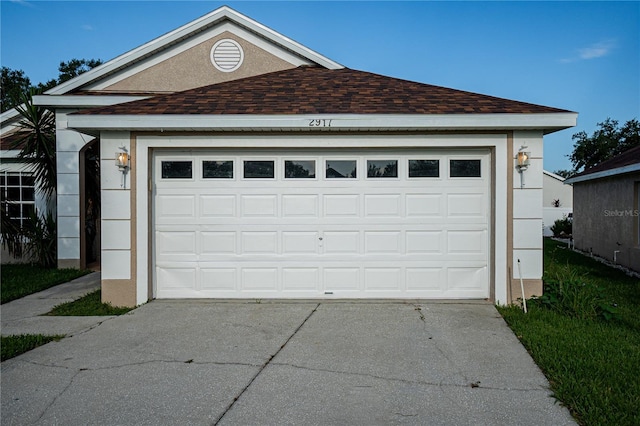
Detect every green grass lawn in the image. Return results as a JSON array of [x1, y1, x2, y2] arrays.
[[498, 239, 640, 426], [1, 334, 65, 361], [46, 289, 134, 316], [1, 264, 90, 304]]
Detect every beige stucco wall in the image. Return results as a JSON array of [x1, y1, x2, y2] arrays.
[[573, 172, 640, 272], [104, 31, 296, 93]]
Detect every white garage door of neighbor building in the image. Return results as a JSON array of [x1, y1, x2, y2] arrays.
[[153, 149, 490, 299]]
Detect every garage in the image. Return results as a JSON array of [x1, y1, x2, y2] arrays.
[[154, 148, 490, 299]]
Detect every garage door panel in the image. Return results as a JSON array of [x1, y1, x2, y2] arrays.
[[241, 232, 278, 254], [447, 266, 488, 291], [324, 268, 360, 292], [241, 268, 278, 291], [156, 231, 196, 255], [282, 231, 318, 254], [282, 268, 319, 292], [282, 195, 319, 217], [323, 194, 359, 216], [447, 193, 486, 218], [156, 195, 196, 219], [405, 268, 443, 292], [406, 194, 444, 217], [201, 231, 236, 254], [200, 195, 236, 217], [365, 194, 401, 216], [157, 267, 196, 290], [201, 268, 237, 291], [364, 268, 402, 291], [447, 230, 487, 254], [364, 231, 401, 254], [241, 195, 277, 217], [154, 150, 490, 299], [323, 231, 360, 254]]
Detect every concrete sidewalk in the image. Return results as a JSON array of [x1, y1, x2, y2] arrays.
[[1, 272, 109, 337], [1, 298, 576, 425]]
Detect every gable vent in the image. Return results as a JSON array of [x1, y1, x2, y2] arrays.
[[210, 39, 244, 72]]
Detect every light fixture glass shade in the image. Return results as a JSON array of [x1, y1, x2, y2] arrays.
[[116, 152, 129, 170], [516, 150, 530, 170], [516, 151, 529, 167]]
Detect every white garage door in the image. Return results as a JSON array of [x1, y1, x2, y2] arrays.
[[154, 149, 490, 299]]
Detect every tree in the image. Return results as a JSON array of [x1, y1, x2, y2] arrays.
[[1, 59, 104, 110], [552, 169, 574, 179], [2, 89, 57, 266], [1, 67, 31, 112], [568, 118, 640, 174], [58, 58, 102, 83], [36, 58, 103, 92], [12, 89, 57, 197]]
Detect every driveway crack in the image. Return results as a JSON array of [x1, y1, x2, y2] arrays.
[[33, 369, 81, 424], [267, 361, 546, 393], [212, 303, 320, 425]]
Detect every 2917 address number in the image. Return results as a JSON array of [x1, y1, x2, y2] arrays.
[[308, 119, 332, 127]]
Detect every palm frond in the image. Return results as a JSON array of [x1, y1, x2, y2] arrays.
[[12, 90, 57, 197]]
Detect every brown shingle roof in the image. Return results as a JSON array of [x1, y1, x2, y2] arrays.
[[0, 130, 26, 150], [73, 66, 572, 116], [570, 145, 640, 179]]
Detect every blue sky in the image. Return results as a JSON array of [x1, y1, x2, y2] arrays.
[[1, 1, 638, 172]]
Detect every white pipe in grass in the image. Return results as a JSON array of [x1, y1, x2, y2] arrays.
[[517, 259, 528, 313]]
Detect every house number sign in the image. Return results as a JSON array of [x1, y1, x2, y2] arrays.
[[308, 119, 333, 127]]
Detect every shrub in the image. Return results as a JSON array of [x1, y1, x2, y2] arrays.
[[550, 215, 572, 237], [531, 264, 619, 321], [21, 210, 57, 268]]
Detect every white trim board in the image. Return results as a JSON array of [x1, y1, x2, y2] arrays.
[[69, 113, 578, 133], [564, 163, 640, 184]]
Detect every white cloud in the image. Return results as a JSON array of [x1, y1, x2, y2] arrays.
[[561, 39, 617, 63], [82, 24, 94, 31], [578, 40, 616, 59]]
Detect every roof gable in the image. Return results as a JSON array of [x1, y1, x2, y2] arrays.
[[73, 66, 573, 116], [44, 6, 342, 96]]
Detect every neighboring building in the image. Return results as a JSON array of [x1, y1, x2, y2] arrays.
[[542, 170, 573, 237], [22, 6, 576, 306], [0, 109, 52, 263], [565, 146, 640, 273]]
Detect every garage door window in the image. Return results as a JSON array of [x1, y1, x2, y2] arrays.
[[450, 160, 481, 177], [162, 161, 192, 179], [203, 160, 233, 179], [244, 160, 275, 178], [285, 160, 316, 179], [326, 160, 357, 179], [409, 160, 439, 178], [367, 160, 398, 178]]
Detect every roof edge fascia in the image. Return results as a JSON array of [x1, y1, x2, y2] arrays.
[[67, 112, 578, 132], [543, 170, 566, 182], [44, 6, 342, 96], [33, 95, 152, 109], [0, 108, 21, 127], [0, 150, 22, 159], [564, 163, 640, 184]]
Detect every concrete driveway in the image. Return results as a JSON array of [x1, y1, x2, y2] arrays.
[[1, 300, 575, 425]]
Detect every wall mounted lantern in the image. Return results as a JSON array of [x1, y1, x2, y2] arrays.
[[515, 146, 530, 188], [115, 147, 130, 189]]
